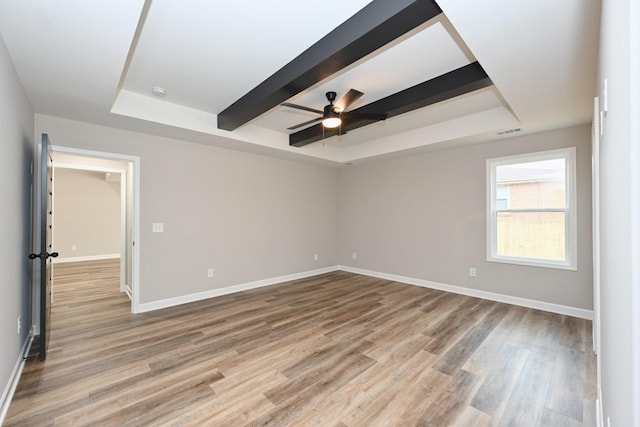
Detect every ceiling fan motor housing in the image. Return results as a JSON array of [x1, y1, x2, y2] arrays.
[[324, 104, 338, 115]]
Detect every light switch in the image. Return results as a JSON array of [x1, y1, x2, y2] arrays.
[[152, 223, 164, 233]]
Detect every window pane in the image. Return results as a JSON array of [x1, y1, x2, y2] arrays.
[[496, 185, 509, 209], [496, 159, 566, 209], [497, 211, 566, 261]]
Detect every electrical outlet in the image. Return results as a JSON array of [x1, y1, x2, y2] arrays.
[[207, 268, 214, 278], [314, 254, 318, 261], [71, 245, 77, 251], [17, 316, 21, 335], [152, 223, 164, 233], [469, 267, 476, 277], [352, 252, 357, 259]]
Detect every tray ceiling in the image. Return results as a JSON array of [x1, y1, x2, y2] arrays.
[[0, 0, 600, 165]]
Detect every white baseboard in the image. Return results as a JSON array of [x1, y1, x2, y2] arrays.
[[137, 264, 593, 320], [0, 330, 34, 425], [53, 253, 120, 264], [338, 265, 594, 320], [137, 266, 340, 313], [596, 388, 604, 427]]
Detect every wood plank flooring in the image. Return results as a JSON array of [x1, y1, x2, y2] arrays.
[[6, 259, 597, 426]]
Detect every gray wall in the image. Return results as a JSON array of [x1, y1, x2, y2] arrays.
[[338, 125, 593, 310], [598, 0, 640, 424], [0, 35, 34, 406], [35, 115, 339, 303], [37, 115, 595, 311], [53, 168, 121, 260]]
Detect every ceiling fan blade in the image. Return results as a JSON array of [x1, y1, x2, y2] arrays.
[[287, 117, 322, 130], [281, 102, 323, 115], [334, 89, 364, 112]]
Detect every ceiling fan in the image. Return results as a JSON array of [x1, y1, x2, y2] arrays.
[[282, 89, 387, 131]]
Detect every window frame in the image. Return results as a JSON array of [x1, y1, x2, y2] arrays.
[[486, 147, 577, 270]]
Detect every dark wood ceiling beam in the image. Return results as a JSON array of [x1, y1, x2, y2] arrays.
[[289, 62, 493, 147], [217, 0, 442, 131]]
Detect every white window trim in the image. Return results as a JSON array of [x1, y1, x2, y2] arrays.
[[486, 147, 577, 270]]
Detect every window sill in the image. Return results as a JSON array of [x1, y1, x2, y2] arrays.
[[487, 255, 577, 271]]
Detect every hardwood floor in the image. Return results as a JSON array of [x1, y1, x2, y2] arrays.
[[6, 260, 597, 426]]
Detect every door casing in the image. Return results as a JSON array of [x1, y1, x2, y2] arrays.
[[47, 145, 141, 313]]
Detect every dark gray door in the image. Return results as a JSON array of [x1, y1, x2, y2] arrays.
[[29, 134, 57, 360]]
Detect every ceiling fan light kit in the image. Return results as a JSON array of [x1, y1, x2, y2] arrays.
[[322, 113, 341, 129]]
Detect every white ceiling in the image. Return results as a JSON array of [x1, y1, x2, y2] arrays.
[[0, 0, 600, 165]]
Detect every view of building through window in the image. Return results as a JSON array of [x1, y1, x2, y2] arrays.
[[495, 158, 566, 261]]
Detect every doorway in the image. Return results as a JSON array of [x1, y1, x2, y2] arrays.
[[48, 146, 140, 313]]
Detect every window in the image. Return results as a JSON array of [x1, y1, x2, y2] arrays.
[[487, 147, 577, 270]]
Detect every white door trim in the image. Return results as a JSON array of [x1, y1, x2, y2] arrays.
[[592, 97, 601, 359], [49, 145, 141, 314], [592, 98, 602, 426]]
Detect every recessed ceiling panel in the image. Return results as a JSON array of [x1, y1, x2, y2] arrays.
[[437, 0, 600, 132], [253, 16, 473, 133], [123, 0, 372, 114]]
